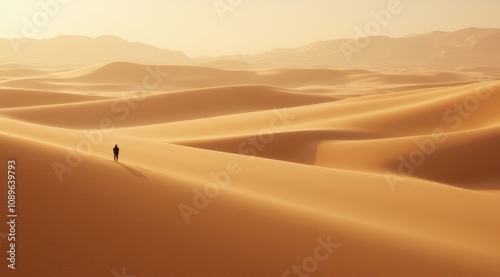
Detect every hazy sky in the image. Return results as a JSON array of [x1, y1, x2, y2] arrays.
[[1, 0, 500, 57]]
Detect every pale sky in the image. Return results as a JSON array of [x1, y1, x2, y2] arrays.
[[1, 0, 500, 57]]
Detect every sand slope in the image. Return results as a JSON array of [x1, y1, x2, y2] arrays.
[[0, 61, 499, 277]]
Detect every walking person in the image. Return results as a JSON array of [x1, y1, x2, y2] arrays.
[[113, 144, 120, 162]]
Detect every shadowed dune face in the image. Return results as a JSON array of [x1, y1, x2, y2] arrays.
[[1, 43, 500, 277]]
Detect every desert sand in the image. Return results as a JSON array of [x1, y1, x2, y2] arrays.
[[1, 30, 500, 277]]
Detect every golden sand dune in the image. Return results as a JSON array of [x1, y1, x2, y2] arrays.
[[2, 62, 360, 91], [1, 85, 335, 128], [0, 68, 48, 77], [0, 88, 110, 108], [0, 59, 499, 277], [2, 61, 482, 94]]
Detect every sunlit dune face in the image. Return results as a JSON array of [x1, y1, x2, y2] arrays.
[[0, 1, 500, 277], [1, 59, 500, 276]]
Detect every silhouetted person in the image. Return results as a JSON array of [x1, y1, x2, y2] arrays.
[[113, 144, 120, 162]]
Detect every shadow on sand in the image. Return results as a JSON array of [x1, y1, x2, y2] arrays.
[[117, 162, 149, 181]]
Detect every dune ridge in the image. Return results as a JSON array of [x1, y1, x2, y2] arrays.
[[0, 57, 499, 277]]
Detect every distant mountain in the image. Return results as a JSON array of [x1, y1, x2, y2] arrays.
[[0, 35, 192, 66], [0, 28, 499, 67], [220, 27, 500, 67]]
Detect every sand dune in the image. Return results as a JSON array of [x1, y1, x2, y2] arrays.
[[2, 61, 484, 94], [3, 62, 357, 91], [0, 68, 48, 77], [1, 85, 335, 128], [1, 57, 499, 277], [0, 88, 110, 108]]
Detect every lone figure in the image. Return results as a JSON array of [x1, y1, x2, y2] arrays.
[[113, 144, 120, 162]]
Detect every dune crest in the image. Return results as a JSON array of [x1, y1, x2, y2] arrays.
[[1, 28, 499, 276]]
